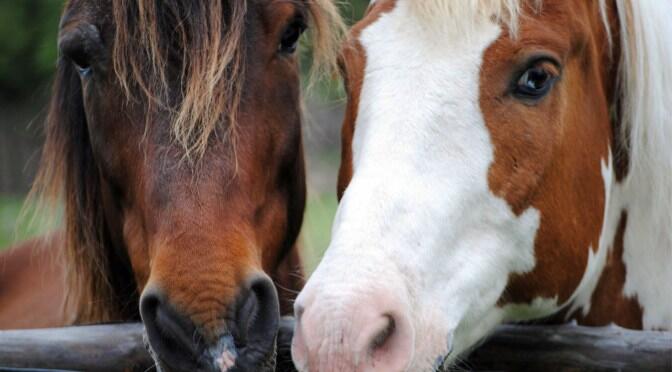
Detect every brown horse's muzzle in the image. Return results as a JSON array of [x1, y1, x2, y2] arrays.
[[140, 274, 283, 372]]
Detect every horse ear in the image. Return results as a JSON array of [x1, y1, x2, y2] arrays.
[[32, 60, 138, 324], [272, 244, 305, 315]]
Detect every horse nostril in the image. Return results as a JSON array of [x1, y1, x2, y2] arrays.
[[229, 274, 281, 369], [370, 314, 396, 353], [140, 289, 201, 370], [364, 311, 413, 371]]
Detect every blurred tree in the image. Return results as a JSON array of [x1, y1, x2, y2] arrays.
[[0, 0, 62, 102], [339, 0, 369, 25], [300, 0, 369, 101]]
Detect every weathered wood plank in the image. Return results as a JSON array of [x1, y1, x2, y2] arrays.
[[0, 323, 670, 371], [463, 324, 672, 372], [0, 323, 152, 371]]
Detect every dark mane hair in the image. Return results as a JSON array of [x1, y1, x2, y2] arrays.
[[30, 0, 344, 324], [31, 59, 139, 323]]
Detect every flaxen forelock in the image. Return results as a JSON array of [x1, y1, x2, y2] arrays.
[[112, 0, 345, 159]]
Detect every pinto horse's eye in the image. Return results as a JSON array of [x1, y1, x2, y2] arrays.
[[513, 60, 560, 101], [278, 19, 306, 55]]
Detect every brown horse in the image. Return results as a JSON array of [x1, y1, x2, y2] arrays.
[[292, 0, 671, 371], [0, 0, 342, 371]]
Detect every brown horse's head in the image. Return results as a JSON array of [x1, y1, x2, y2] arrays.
[[34, 0, 342, 370]]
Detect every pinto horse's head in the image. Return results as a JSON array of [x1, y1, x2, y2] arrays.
[[293, 0, 672, 371], [34, 0, 341, 371]]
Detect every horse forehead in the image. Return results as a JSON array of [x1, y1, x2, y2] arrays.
[[351, 1, 503, 136], [355, 0, 590, 45], [347, 0, 608, 240], [60, 0, 105, 28], [337, 0, 511, 195]]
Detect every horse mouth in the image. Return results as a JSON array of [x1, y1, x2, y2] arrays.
[[210, 339, 278, 372], [143, 329, 280, 372]]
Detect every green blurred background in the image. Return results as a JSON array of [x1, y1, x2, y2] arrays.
[[0, 0, 369, 273]]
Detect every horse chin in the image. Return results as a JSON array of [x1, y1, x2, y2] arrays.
[[275, 316, 299, 372], [142, 320, 296, 372], [405, 300, 505, 372], [146, 349, 278, 372], [143, 332, 279, 372], [405, 326, 484, 372], [404, 325, 455, 372], [207, 335, 278, 372]]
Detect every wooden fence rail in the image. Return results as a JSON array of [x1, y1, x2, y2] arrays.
[[0, 323, 150, 371], [0, 323, 670, 371]]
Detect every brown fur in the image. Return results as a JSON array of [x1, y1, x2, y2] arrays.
[[480, 1, 643, 325], [481, 0, 613, 305], [0, 235, 68, 329]]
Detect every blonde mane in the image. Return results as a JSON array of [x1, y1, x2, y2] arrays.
[[613, 0, 672, 250], [112, 0, 344, 159]]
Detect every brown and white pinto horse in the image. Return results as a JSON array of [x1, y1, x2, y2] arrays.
[[292, 1, 672, 371], [0, 0, 342, 371]]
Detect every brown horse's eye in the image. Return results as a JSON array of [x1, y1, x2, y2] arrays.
[[59, 24, 102, 78], [513, 60, 560, 101], [68, 48, 93, 76], [278, 19, 306, 55]]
